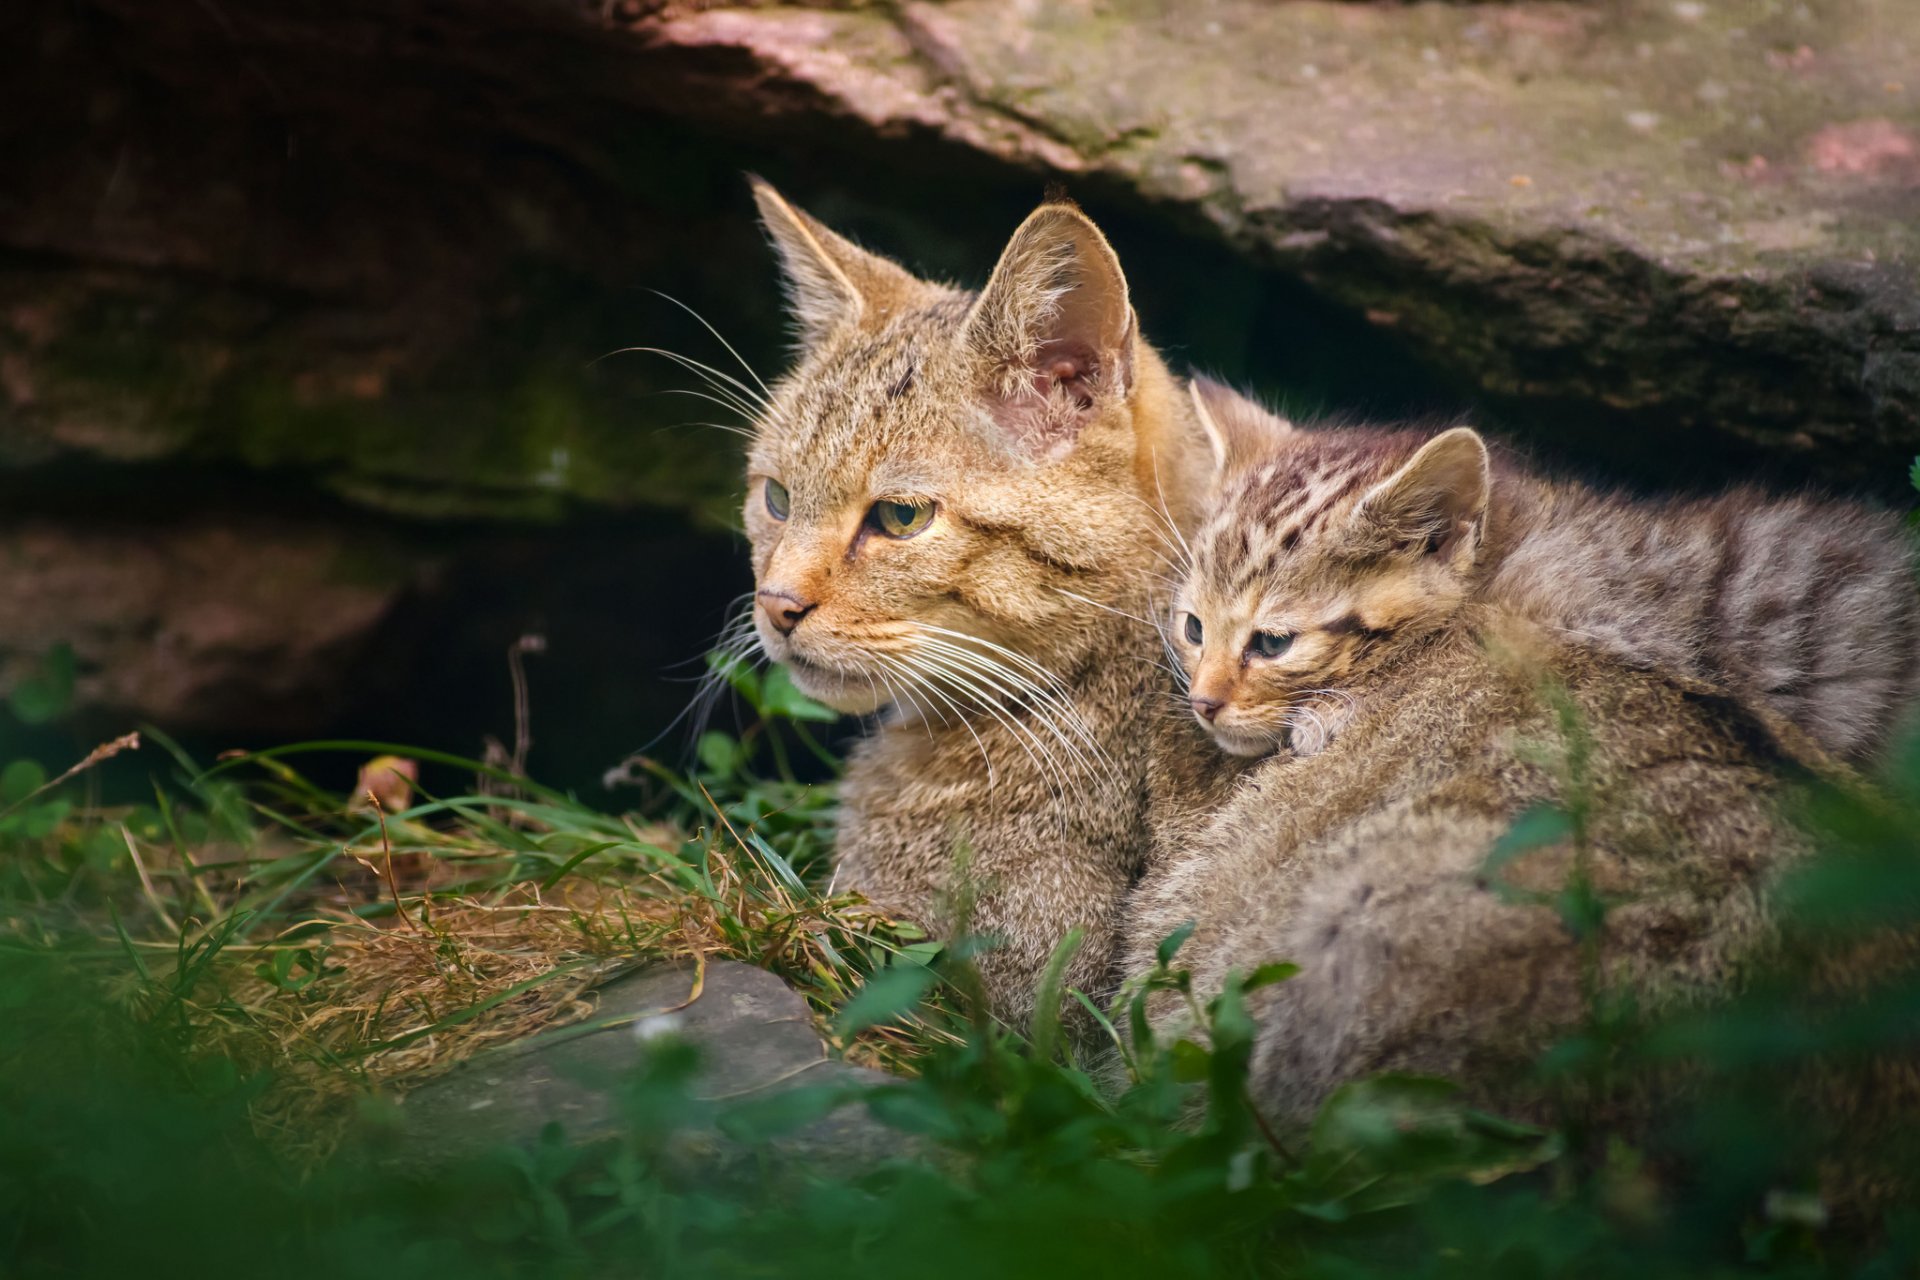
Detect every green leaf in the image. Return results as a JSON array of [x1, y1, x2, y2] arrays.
[[1481, 805, 1573, 880], [863, 1085, 960, 1138], [1554, 879, 1608, 939], [7, 643, 76, 725], [718, 1084, 852, 1142], [1308, 1074, 1562, 1204], [1029, 926, 1086, 1065], [743, 828, 807, 894], [760, 664, 840, 722], [255, 949, 326, 992], [1241, 962, 1299, 993], [1312, 1074, 1463, 1161], [1128, 987, 1156, 1062], [705, 649, 762, 703], [1777, 844, 1920, 935], [1156, 920, 1197, 969], [23, 798, 71, 839], [0, 759, 46, 806], [1168, 1038, 1212, 1083], [80, 826, 129, 871], [107, 902, 151, 983], [696, 732, 743, 778], [1071, 989, 1132, 1073], [1208, 978, 1256, 1052], [834, 963, 939, 1037], [1909, 454, 1920, 494], [895, 940, 944, 968]]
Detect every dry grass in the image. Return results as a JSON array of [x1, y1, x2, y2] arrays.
[[45, 746, 948, 1160]]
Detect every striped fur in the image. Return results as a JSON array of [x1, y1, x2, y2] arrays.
[[1121, 382, 1900, 1135], [739, 181, 1213, 1027], [1170, 380, 1920, 763]]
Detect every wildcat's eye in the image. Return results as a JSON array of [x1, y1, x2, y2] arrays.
[[1248, 631, 1293, 659], [764, 478, 790, 521], [872, 499, 935, 539], [1184, 613, 1203, 646]]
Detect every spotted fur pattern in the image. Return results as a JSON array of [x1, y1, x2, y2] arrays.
[[741, 181, 1212, 1026]]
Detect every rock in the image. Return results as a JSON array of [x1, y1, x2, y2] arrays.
[[6, 0, 1919, 750], [0, 517, 424, 735], [634, 0, 1920, 485], [0, 510, 743, 755], [390, 961, 905, 1174], [4, 0, 777, 751]]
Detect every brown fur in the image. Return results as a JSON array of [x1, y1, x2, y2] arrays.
[[742, 181, 1212, 1025], [1128, 392, 1851, 1125], [1178, 380, 1920, 763], [1131, 625, 1813, 1122]]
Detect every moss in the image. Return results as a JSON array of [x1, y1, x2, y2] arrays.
[[18, 265, 746, 524]]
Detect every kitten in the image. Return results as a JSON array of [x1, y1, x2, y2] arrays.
[[1175, 378, 1920, 763], [740, 181, 1212, 1027], [1128, 390, 1832, 1124]]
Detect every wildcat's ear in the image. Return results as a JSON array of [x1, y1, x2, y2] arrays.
[[749, 176, 923, 349], [1190, 376, 1294, 473], [962, 199, 1135, 456], [1355, 427, 1490, 563]]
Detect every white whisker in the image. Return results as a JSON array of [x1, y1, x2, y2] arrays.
[[657, 385, 766, 427], [909, 633, 1118, 785], [645, 289, 777, 403], [875, 652, 997, 786], [1053, 587, 1156, 631], [900, 648, 1077, 799], [605, 345, 772, 418], [673, 419, 755, 440]]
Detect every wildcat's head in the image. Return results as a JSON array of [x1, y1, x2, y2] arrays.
[[1171, 379, 1492, 756], [741, 180, 1195, 714]]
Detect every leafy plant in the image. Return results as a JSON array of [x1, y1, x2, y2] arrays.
[[1, 647, 1918, 1278], [6, 642, 76, 725]]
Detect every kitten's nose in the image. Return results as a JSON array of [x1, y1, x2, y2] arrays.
[[757, 588, 817, 636], [1190, 695, 1224, 722]]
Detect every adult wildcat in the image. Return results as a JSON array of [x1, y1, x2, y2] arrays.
[[740, 180, 1212, 1026]]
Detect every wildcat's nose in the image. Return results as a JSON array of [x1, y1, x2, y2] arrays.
[[758, 588, 817, 636], [1190, 695, 1224, 722]]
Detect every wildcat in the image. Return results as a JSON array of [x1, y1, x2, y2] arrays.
[[1177, 379, 1920, 763], [1126, 386, 1840, 1124], [739, 180, 1213, 1026]]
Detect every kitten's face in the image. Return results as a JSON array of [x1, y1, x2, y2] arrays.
[[1170, 385, 1490, 757], [741, 182, 1150, 715]]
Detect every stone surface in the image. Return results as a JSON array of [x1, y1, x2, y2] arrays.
[[6, 0, 1920, 749], [392, 961, 906, 1173], [0, 518, 422, 734], [634, 0, 1920, 483]]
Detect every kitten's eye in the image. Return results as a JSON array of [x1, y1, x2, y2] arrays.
[[764, 478, 790, 521], [872, 499, 936, 539], [1249, 631, 1293, 659], [1184, 613, 1203, 646]]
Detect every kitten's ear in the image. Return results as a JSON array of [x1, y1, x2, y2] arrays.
[[750, 176, 922, 348], [962, 199, 1135, 455], [1356, 427, 1490, 563], [1190, 376, 1294, 473]]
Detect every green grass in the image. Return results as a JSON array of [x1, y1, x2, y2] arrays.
[[2, 658, 1919, 1278]]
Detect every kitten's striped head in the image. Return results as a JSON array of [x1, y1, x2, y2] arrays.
[[1172, 380, 1491, 756], [742, 180, 1165, 714]]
